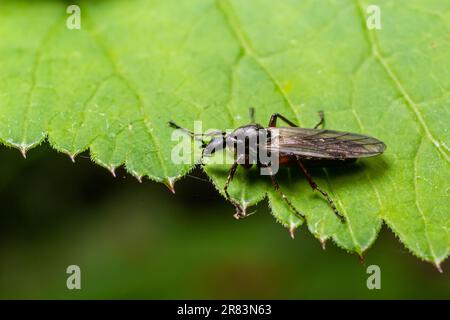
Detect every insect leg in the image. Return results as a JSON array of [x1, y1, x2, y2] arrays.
[[224, 156, 246, 219], [268, 114, 298, 127], [265, 167, 306, 221], [249, 107, 255, 123], [313, 111, 325, 129], [296, 157, 346, 223]]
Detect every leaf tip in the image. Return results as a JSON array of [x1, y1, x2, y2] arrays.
[[358, 254, 366, 265], [320, 238, 327, 250], [163, 177, 176, 194], [19, 147, 27, 159], [434, 262, 443, 273], [108, 166, 117, 178], [289, 225, 296, 239], [130, 170, 143, 183]]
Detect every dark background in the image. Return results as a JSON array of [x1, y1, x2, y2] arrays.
[[0, 145, 448, 299]]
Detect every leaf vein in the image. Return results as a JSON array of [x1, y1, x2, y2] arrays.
[[355, 0, 450, 163], [83, 11, 169, 180], [21, 16, 65, 152], [215, 0, 302, 126]]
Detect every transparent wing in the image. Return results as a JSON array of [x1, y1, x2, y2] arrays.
[[266, 127, 386, 159]]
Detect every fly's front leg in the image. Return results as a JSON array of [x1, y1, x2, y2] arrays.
[[313, 111, 325, 129], [296, 157, 346, 223], [224, 156, 246, 219], [268, 113, 298, 127]]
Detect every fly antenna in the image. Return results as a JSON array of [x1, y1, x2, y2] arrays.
[[168, 121, 224, 139], [168, 121, 194, 137]]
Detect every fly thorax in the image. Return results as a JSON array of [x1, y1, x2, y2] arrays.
[[226, 124, 267, 165]]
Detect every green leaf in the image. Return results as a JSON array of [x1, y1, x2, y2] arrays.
[[0, 0, 448, 268]]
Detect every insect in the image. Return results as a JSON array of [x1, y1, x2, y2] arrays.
[[169, 108, 386, 223]]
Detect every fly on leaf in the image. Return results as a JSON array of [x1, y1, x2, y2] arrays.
[[169, 108, 386, 223]]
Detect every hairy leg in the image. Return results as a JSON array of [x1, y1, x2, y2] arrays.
[[313, 111, 325, 129], [224, 156, 246, 219], [296, 157, 345, 222], [268, 113, 298, 127], [265, 167, 305, 221]]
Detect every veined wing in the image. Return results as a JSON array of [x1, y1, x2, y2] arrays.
[[266, 127, 386, 159]]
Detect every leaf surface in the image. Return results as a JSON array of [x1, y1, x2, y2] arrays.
[[0, 0, 448, 267]]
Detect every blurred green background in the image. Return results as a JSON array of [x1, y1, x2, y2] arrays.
[[0, 145, 448, 299]]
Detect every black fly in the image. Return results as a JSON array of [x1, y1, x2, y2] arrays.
[[169, 108, 386, 223]]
